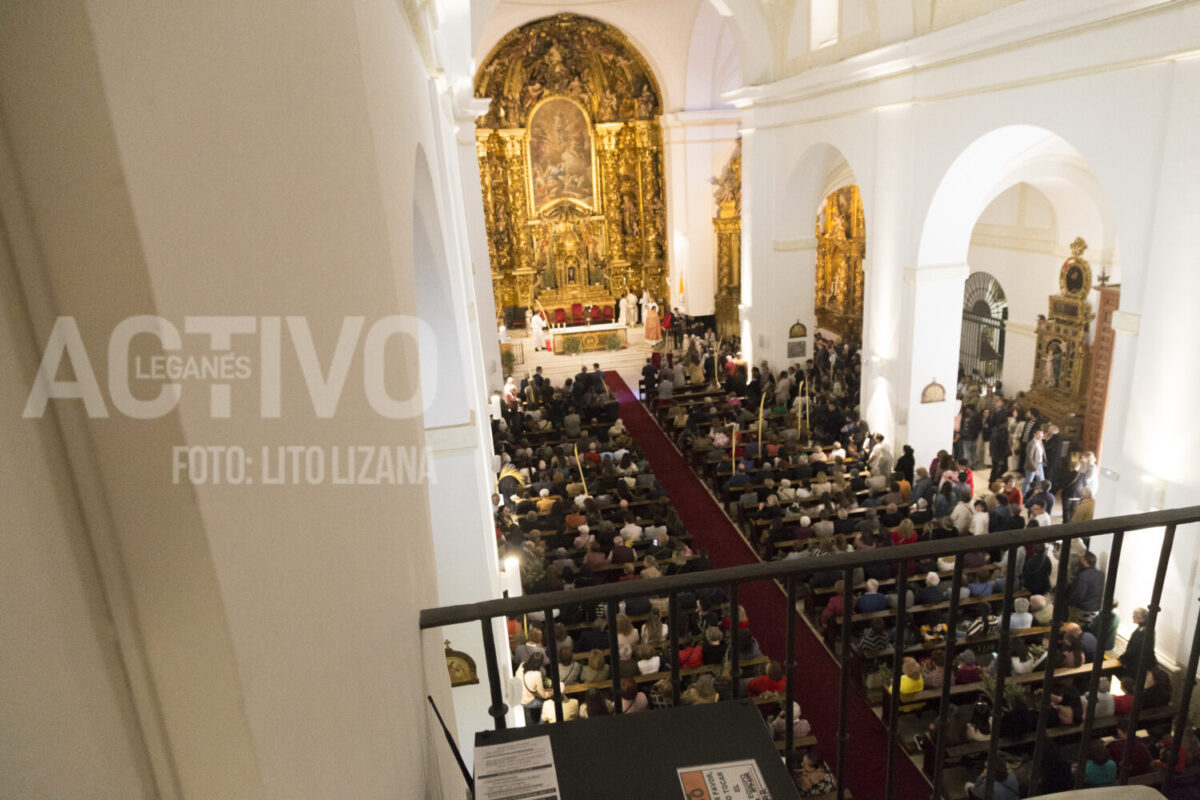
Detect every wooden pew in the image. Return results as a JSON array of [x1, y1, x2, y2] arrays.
[[561, 654, 771, 695], [875, 657, 1123, 711]]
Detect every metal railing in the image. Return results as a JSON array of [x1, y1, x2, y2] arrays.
[[419, 506, 1200, 799]]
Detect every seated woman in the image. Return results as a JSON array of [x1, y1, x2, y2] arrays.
[[580, 650, 609, 684], [719, 604, 750, 632], [792, 752, 836, 798], [578, 687, 611, 718], [556, 645, 582, 686], [768, 701, 811, 741], [1143, 665, 1172, 709], [1006, 596, 1033, 630], [747, 661, 787, 698], [965, 701, 992, 742], [677, 638, 704, 669], [965, 761, 1019, 800], [1048, 683, 1083, 726], [922, 649, 947, 689], [616, 643, 639, 678], [701, 625, 727, 665], [640, 607, 668, 646], [681, 673, 719, 705], [734, 628, 762, 661], [539, 695, 580, 723], [619, 677, 649, 713], [886, 656, 926, 712], [615, 614, 640, 651], [855, 579, 889, 613], [1056, 633, 1087, 668], [1084, 739, 1117, 786], [890, 518, 918, 546], [1008, 637, 1038, 675], [966, 569, 997, 597], [634, 643, 661, 676], [955, 649, 983, 684]]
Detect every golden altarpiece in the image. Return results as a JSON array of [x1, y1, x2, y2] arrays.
[[713, 140, 742, 341], [474, 15, 669, 326], [1023, 237, 1095, 441], [815, 186, 865, 340]]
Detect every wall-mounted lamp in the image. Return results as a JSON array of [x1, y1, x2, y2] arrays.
[[500, 555, 523, 600], [1140, 474, 1166, 512]]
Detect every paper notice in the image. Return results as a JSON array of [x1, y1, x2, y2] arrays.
[[474, 735, 561, 800], [678, 760, 772, 800]]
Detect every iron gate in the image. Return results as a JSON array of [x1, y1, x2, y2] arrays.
[[960, 299, 1006, 385]]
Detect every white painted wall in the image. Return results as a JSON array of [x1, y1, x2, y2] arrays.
[[1, 0, 492, 795], [0, 232, 154, 799]]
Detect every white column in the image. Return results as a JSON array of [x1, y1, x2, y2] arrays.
[[738, 118, 777, 366], [453, 95, 505, 395], [896, 264, 968, 469], [424, 422, 511, 765], [660, 110, 740, 317], [770, 239, 818, 366], [862, 101, 916, 446]]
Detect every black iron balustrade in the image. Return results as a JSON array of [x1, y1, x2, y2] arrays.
[[420, 507, 1200, 800]]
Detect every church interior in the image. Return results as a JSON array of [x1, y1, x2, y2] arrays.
[[3, 1, 1200, 798]]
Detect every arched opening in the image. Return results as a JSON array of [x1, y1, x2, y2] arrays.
[[920, 125, 1119, 467], [918, 126, 1116, 269], [959, 271, 1008, 390], [769, 143, 865, 357]]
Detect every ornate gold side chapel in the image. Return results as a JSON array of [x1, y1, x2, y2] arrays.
[[713, 140, 741, 340], [474, 15, 669, 328], [814, 186, 865, 340], [1023, 237, 1095, 442]]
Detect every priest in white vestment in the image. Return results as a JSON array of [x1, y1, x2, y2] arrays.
[[529, 310, 546, 352]]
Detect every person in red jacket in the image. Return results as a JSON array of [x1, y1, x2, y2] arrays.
[[678, 640, 704, 668], [747, 661, 787, 697]]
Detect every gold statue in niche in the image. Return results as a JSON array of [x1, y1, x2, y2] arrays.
[[475, 14, 668, 326], [815, 185, 865, 340]]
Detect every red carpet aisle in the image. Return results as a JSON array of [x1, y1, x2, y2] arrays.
[[605, 372, 929, 798]]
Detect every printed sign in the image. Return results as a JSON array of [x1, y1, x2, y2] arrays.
[[475, 735, 561, 800], [678, 760, 772, 800]]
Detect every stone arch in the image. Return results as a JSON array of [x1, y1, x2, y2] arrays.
[[917, 125, 1116, 270], [775, 142, 861, 241]]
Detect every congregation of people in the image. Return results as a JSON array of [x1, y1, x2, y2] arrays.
[[492, 318, 1183, 798]]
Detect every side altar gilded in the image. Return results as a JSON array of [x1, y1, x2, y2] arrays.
[[1023, 237, 1096, 442]]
